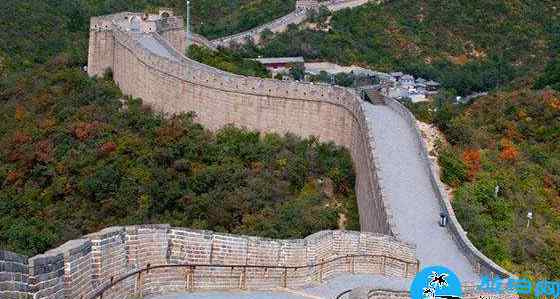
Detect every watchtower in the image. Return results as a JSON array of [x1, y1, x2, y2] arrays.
[[296, 0, 321, 10]]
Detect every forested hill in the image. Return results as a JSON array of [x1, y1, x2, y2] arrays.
[[240, 0, 560, 96], [0, 0, 293, 72], [0, 0, 357, 256], [190, 0, 295, 39], [414, 87, 560, 279]]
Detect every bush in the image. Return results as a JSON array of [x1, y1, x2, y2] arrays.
[[438, 148, 467, 187], [0, 66, 358, 255]]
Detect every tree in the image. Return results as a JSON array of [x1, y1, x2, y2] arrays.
[[259, 28, 274, 44], [534, 58, 560, 91], [462, 148, 481, 180], [289, 63, 305, 81], [439, 148, 467, 187]]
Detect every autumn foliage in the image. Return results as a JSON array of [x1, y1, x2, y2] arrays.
[[499, 139, 519, 162], [15, 104, 25, 121], [462, 148, 481, 180], [99, 141, 117, 155], [543, 90, 560, 110], [0, 67, 357, 257], [13, 130, 31, 144], [73, 122, 98, 141], [35, 139, 53, 162]]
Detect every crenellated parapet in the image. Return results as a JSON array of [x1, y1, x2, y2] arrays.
[[34, 8, 519, 298], [0, 227, 418, 299], [88, 11, 393, 236]]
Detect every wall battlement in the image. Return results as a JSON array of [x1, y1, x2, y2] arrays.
[[87, 11, 395, 236], [0, 227, 417, 299], [0, 7, 516, 298]]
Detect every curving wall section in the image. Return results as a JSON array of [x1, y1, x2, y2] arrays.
[[88, 12, 394, 236], [381, 97, 514, 279], [208, 0, 383, 48], [0, 227, 417, 299], [0, 9, 517, 299]]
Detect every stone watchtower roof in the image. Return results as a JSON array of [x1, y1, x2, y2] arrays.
[[252, 57, 305, 64]]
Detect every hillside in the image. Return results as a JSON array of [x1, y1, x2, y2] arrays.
[[0, 64, 358, 256], [0, 0, 357, 256], [403, 87, 560, 279], [0, 0, 293, 72], [191, 0, 296, 39], [240, 0, 560, 95], [188, 45, 270, 78]]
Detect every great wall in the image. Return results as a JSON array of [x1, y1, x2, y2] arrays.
[[192, 0, 382, 48], [1, 1, 517, 298]]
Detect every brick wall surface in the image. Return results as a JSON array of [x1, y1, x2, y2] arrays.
[[0, 228, 418, 298], [0, 9, 512, 299], [0, 251, 31, 299], [88, 12, 394, 237]]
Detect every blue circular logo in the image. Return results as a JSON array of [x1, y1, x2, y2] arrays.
[[410, 266, 463, 299]]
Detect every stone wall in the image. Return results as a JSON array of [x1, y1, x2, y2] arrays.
[[88, 12, 394, 236], [0, 251, 31, 299], [0, 227, 418, 299], [382, 97, 513, 279], [210, 10, 308, 47], [209, 0, 381, 47]]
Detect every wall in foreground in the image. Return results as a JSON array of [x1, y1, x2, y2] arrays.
[[0, 226, 417, 299], [363, 288, 518, 299]]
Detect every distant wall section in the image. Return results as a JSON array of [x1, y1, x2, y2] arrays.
[[208, 0, 383, 48]]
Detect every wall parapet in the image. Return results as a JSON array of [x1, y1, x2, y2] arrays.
[[0, 227, 417, 299], [208, 0, 382, 47], [89, 12, 394, 235], [382, 97, 514, 279]]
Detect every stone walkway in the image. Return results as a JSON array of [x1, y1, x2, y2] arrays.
[[361, 102, 479, 282], [148, 274, 412, 299], [150, 291, 311, 299]]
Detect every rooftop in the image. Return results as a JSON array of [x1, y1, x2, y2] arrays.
[[401, 74, 414, 80], [252, 57, 305, 64]]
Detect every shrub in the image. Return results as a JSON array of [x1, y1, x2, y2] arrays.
[[439, 148, 467, 187]]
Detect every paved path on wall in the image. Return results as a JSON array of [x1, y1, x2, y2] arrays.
[[148, 274, 412, 299], [361, 102, 479, 282], [300, 273, 410, 298], [191, 0, 377, 47], [149, 290, 312, 299]]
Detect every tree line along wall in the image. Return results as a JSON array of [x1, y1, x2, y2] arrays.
[[209, 0, 384, 48], [0, 226, 418, 299], [88, 12, 396, 236]]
